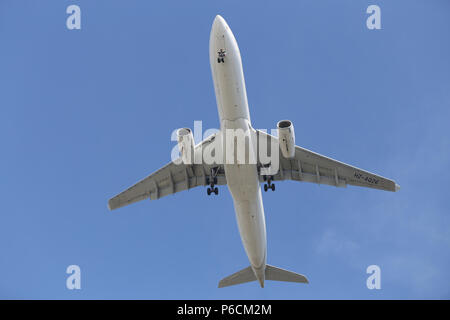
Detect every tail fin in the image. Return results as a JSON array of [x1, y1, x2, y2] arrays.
[[218, 264, 309, 288]]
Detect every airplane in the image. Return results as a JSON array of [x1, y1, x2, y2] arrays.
[[108, 15, 400, 288]]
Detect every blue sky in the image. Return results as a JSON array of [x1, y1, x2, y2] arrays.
[[1, 0, 449, 299]]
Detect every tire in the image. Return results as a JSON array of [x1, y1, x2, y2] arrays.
[[217, 58, 221, 63], [264, 184, 268, 192], [214, 187, 219, 195], [271, 184, 275, 191], [207, 188, 211, 195]]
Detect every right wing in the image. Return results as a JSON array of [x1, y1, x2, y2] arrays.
[[256, 130, 400, 192], [108, 133, 225, 210]]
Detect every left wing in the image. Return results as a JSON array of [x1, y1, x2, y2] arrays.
[[256, 130, 400, 192], [108, 133, 225, 210]]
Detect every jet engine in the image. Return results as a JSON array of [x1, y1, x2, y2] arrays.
[[177, 128, 194, 164], [277, 120, 295, 159]]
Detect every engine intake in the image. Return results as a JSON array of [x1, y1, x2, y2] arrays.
[[177, 128, 194, 164], [277, 120, 295, 159]]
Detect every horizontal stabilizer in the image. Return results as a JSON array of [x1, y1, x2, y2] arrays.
[[218, 266, 256, 288], [218, 264, 309, 288], [265, 264, 309, 284]]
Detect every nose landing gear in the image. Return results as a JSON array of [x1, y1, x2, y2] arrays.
[[263, 176, 275, 192]]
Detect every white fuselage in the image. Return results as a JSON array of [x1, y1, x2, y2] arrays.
[[209, 15, 267, 286]]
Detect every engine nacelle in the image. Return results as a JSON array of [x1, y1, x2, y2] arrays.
[[277, 120, 295, 159], [177, 128, 195, 164]]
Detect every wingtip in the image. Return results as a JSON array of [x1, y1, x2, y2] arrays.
[[107, 199, 115, 211], [395, 183, 401, 192]]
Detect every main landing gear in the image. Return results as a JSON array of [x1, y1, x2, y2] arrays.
[[207, 186, 218, 195], [206, 168, 219, 196], [263, 176, 275, 192]]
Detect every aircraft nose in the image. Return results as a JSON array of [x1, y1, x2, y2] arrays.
[[212, 14, 227, 32]]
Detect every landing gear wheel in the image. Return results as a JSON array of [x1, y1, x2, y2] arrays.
[[217, 58, 220, 63], [207, 167, 220, 196], [264, 184, 268, 192], [271, 184, 275, 191]]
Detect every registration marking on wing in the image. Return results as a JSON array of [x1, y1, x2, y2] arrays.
[[353, 172, 379, 185]]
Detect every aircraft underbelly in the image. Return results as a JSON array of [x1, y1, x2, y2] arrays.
[[210, 15, 267, 273], [226, 164, 267, 269]]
